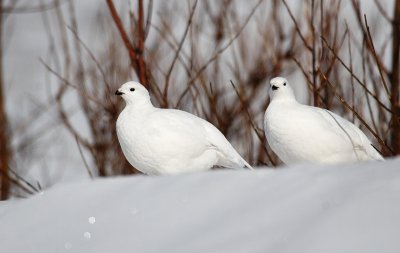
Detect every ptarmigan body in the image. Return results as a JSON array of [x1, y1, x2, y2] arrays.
[[264, 77, 384, 165], [115, 81, 253, 175]]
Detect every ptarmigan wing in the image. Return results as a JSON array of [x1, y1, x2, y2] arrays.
[[314, 107, 383, 161], [141, 109, 210, 159]]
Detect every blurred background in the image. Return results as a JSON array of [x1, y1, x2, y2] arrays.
[[0, 0, 399, 199]]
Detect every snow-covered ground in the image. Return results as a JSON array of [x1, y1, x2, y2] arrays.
[[1, 158, 399, 253]]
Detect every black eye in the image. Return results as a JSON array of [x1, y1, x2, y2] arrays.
[[130, 88, 135, 92], [283, 82, 286, 86]]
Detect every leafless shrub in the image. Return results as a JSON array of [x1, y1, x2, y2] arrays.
[[37, 0, 400, 180]]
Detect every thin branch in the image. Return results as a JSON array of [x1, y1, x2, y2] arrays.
[[40, 59, 109, 111], [66, 25, 111, 91], [144, 0, 153, 39], [8, 167, 40, 194], [373, 0, 392, 22], [189, 0, 262, 84], [75, 135, 94, 179], [164, 0, 198, 98], [105, 0, 139, 71], [2, 0, 68, 14], [320, 71, 394, 155], [230, 80, 276, 166], [176, 0, 263, 107], [363, 14, 391, 97], [321, 36, 393, 113], [281, 0, 312, 51], [136, 0, 148, 85], [311, 0, 318, 106]]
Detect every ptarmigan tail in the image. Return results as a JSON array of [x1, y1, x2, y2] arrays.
[[241, 158, 254, 170], [202, 120, 254, 170], [218, 152, 254, 170], [368, 144, 385, 161]]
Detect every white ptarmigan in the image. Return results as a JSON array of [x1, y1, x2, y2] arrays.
[[264, 77, 384, 165], [115, 81, 253, 175]]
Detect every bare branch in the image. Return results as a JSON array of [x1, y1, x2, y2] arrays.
[[321, 36, 393, 114], [164, 0, 198, 98], [281, 0, 312, 51], [320, 71, 393, 155], [230, 80, 276, 166], [363, 14, 391, 97]]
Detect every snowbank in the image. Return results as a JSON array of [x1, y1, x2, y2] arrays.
[[1, 158, 400, 253]]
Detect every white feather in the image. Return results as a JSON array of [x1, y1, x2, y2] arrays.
[[264, 77, 383, 165], [116, 81, 253, 175]]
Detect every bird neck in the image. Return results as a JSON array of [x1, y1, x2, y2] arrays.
[[272, 91, 297, 104], [124, 96, 155, 113]]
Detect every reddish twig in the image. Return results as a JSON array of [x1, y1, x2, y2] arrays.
[[136, 0, 148, 86]]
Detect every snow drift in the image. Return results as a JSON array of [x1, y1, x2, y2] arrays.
[[1, 158, 400, 253]]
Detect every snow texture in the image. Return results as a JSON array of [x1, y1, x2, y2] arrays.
[[0, 158, 399, 253], [116, 81, 252, 175]]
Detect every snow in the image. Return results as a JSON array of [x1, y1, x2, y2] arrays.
[[1, 158, 400, 253]]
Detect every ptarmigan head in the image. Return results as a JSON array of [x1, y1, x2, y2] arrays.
[[115, 81, 151, 106], [269, 77, 295, 101]]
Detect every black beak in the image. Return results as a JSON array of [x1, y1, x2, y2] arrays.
[[115, 90, 124, 96], [271, 85, 279, 91]]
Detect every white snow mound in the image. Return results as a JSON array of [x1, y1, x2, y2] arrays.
[[1, 158, 400, 253]]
